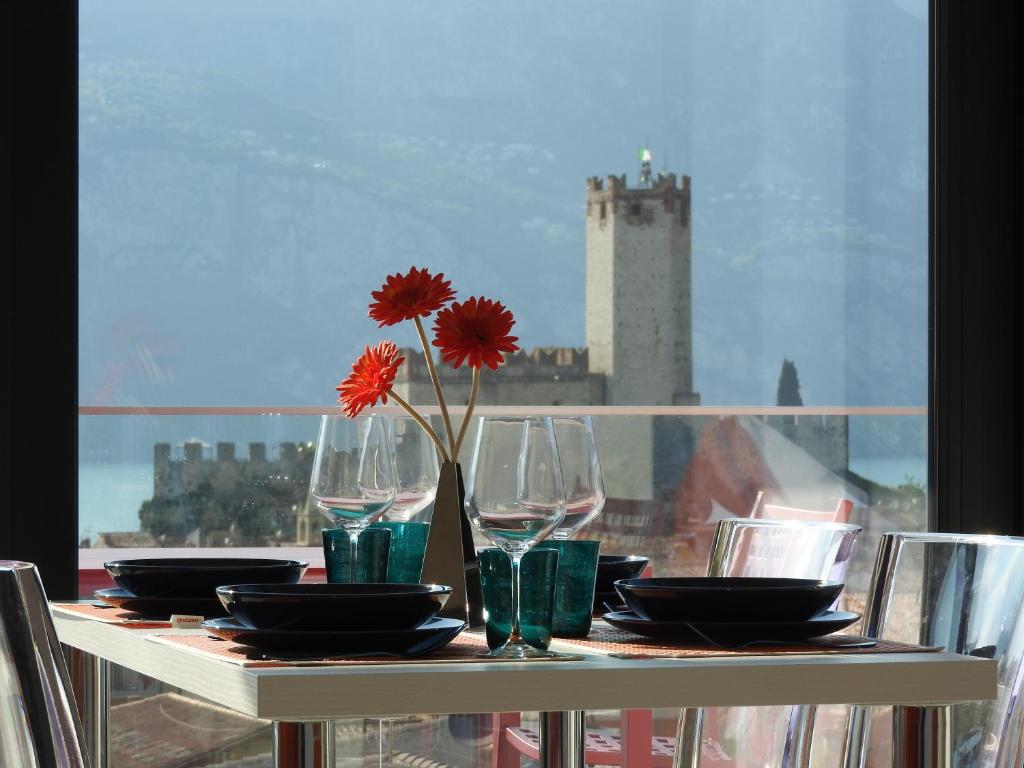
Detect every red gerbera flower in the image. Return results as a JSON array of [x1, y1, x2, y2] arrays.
[[368, 267, 456, 327], [432, 297, 520, 370], [336, 340, 405, 417]]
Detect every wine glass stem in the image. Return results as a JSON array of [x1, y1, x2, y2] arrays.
[[349, 531, 360, 583], [509, 552, 524, 645]]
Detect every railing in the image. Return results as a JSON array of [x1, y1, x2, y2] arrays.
[[78, 405, 928, 597]]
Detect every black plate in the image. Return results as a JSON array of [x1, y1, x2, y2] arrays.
[[216, 583, 451, 631], [602, 609, 860, 644], [201, 616, 467, 657], [594, 555, 650, 594], [104, 558, 307, 599], [592, 591, 627, 614], [614, 577, 843, 623], [94, 588, 227, 619]]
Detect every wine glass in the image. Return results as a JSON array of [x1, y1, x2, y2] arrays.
[[309, 415, 398, 582], [465, 416, 566, 658], [550, 416, 605, 539], [385, 417, 440, 522]]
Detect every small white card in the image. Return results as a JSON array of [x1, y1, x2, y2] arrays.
[[170, 614, 204, 629]]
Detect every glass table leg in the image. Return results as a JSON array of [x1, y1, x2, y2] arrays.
[[539, 711, 585, 768], [674, 707, 704, 768], [274, 721, 336, 768], [893, 705, 952, 768], [66, 647, 109, 768]]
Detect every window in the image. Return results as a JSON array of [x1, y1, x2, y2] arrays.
[[78, 2, 930, 568], [7, 1, 1005, 766]]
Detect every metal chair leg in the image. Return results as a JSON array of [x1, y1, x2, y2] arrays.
[[781, 704, 817, 768]]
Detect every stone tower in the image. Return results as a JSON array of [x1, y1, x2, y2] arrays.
[[585, 173, 699, 405]]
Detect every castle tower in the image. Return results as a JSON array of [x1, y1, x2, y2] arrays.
[[154, 443, 172, 498], [585, 173, 699, 405]]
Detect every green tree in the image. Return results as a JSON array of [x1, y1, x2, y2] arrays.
[[776, 358, 803, 406]]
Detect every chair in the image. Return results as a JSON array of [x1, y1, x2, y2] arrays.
[[673, 519, 862, 768], [840, 533, 1024, 768], [750, 491, 854, 524], [491, 519, 860, 768], [0, 560, 89, 767]]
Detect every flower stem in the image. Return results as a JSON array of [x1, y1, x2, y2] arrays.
[[386, 388, 450, 464], [414, 316, 456, 456], [452, 365, 480, 461]]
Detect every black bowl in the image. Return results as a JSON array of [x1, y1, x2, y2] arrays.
[[94, 588, 227, 619], [594, 555, 650, 594], [614, 577, 844, 623], [216, 583, 451, 631], [104, 558, 307, 599]]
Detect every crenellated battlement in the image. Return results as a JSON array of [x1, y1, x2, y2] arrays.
[[586, 171, 692, 224], [586, 172, 690, 196], [395, 346, 592, 382], [152, 440, 314, 499]]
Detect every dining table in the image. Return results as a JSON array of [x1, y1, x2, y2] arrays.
[[52, 602, 997, 768]]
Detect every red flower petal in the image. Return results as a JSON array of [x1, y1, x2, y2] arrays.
[[368, 267, 456, 327], [431, 296, 519, 370], [336, 340, 405, 417]]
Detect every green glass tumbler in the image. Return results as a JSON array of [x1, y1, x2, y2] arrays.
[[478, 547, 559, 651], [369, 521, 430, 583], [547, 539, 601, 637], [322, 527, 391, 583]]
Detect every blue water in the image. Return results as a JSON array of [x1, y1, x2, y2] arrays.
[[78, 455, 927, 545], [78, 463, 152, 544], [848, 456, 927, 488]]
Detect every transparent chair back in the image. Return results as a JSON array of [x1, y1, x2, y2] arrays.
[[0, 560, 89, 768], [842, 533, 1024, 768], [676, 519, 862, 768], [709, 518, 861, 583]]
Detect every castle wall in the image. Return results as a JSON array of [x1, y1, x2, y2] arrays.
[[392, 347, 606, 407], [593, 416, 656, 500], [765, 414, 850, 474]]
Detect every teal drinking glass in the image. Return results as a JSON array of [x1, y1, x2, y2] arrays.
[[479, 547, 559, 651], [322, 527, 391, 583], [369, 521, 430, 583], [546, 539, 601, 637]]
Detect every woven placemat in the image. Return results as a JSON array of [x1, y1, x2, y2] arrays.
[[550, 624, 941, 659], [52, 602, 172, 628], [147, 631, 584, 668]]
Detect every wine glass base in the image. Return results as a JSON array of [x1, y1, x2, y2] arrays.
[[483, 641, 562, 660]]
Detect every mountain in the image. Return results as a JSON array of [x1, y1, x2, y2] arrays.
[[78, 0, 928, 413]]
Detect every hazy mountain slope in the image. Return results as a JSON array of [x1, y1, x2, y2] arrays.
[[79, 0, 927, 410]]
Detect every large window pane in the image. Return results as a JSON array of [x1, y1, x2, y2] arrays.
[[79, 0, 926, 410], [79, 4, 928, 765]]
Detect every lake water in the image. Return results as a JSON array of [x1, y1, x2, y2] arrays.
[[77, 455, 927, 543], [78, 463, 152, 543], [848, 456, 927, 488]]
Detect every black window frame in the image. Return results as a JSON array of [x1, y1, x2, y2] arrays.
[[5, 2, 1022, 599], [930, 0, 1023, 535]]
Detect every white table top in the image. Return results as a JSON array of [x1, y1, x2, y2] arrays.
[[53, 606, 997, 722]]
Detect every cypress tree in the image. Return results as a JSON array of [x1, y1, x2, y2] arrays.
[[776, 359, 803, 406]]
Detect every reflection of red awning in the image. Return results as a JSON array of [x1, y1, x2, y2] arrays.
[[672, 416, 866, 559], [674, 417, 774, 532]]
